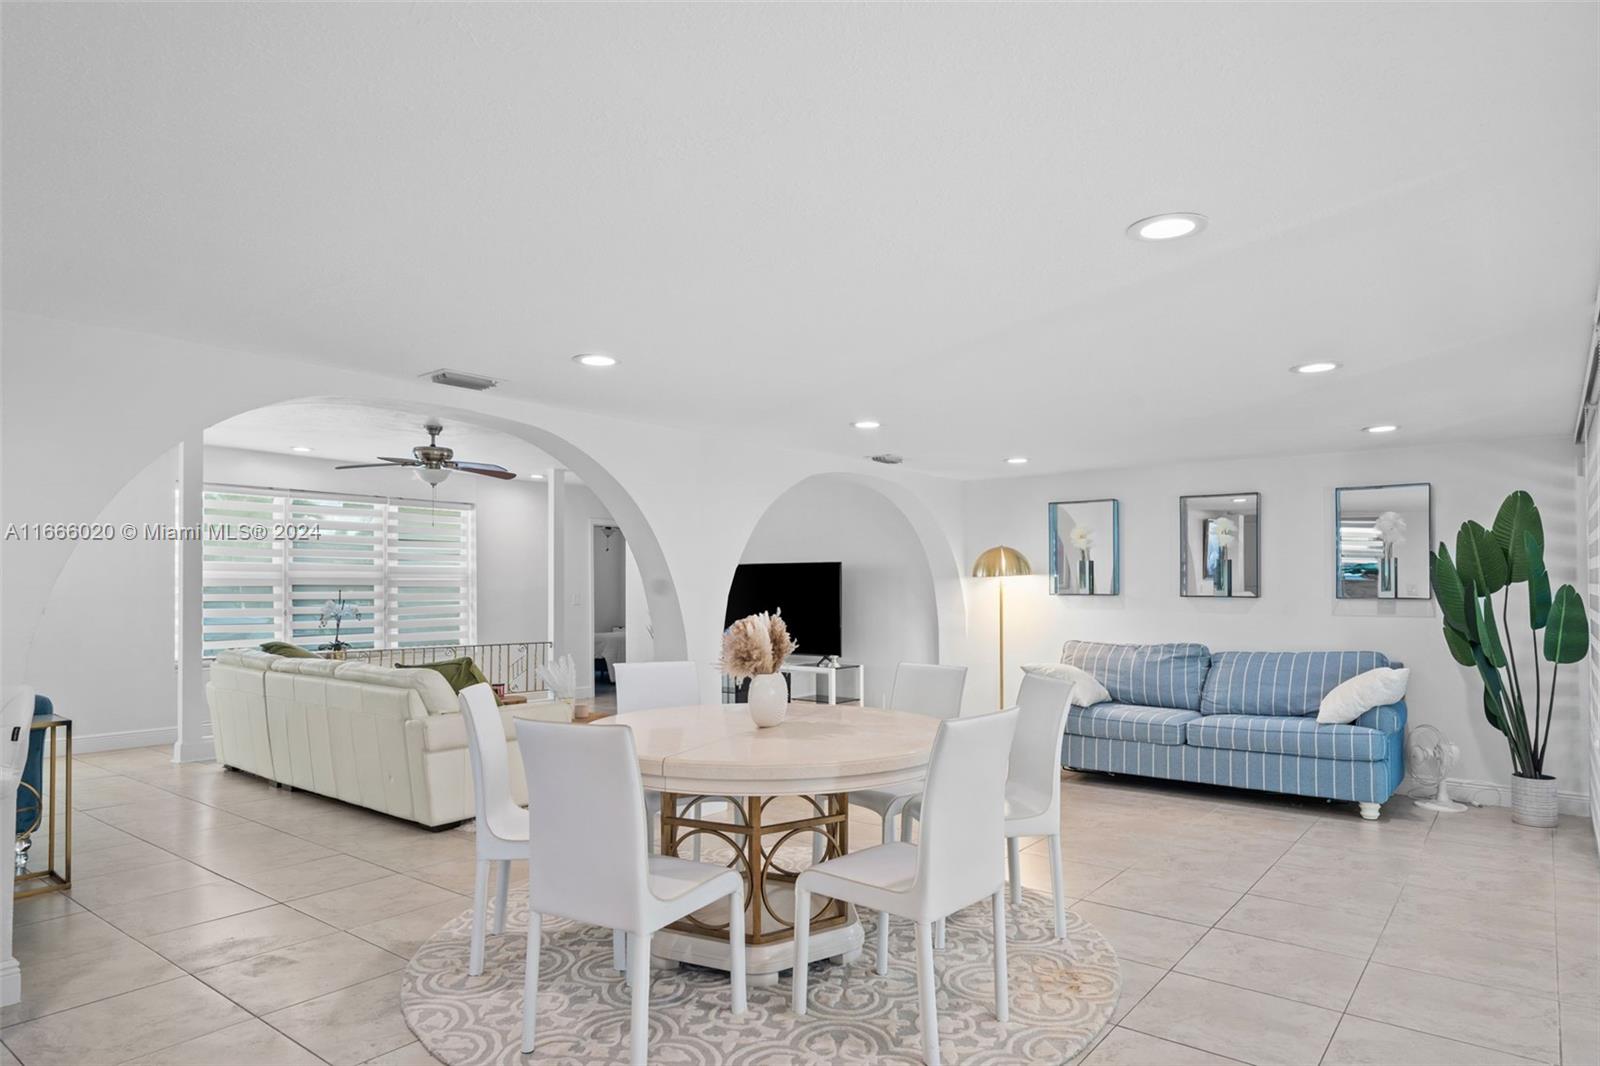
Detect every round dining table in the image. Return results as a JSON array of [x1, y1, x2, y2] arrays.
[[599, 701, 941, 983]]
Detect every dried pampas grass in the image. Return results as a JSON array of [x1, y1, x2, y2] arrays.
[[720, 610, 799, 680]]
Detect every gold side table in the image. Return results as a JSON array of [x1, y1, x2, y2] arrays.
[[15, 714, 71, 899]]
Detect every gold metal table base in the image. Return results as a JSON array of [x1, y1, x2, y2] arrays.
[[659, 792, 849, 946], [15, 714, 72, 900]]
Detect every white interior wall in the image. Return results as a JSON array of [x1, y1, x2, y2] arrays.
[[624, 546, 655, 663], [740, 478, 939, 707], [562, 481, 616, 698], [962, 435, 1589, 812], [205, 447, 549, 644], [25, 447, 182, 751]]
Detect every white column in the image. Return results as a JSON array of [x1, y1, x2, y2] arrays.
[[0, 760, 18, 1007], [173, 437, 211, 763], [546, 467, 567, 668]]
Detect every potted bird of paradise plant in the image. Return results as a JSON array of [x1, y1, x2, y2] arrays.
[[1430, 491, 1587, 826]]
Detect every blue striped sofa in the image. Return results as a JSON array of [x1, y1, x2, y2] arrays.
[[1059, 641, 1405, 819]]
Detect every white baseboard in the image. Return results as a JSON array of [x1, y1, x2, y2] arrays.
[[0, 956, 20, 1008], [70, 725, 177, 755], [1414, 776, 1593, 819]]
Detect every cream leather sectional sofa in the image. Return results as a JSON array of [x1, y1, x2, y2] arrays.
[[206, 649, 527, 827]]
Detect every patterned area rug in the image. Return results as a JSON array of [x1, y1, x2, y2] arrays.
[[402, 888, 1120, 1065]]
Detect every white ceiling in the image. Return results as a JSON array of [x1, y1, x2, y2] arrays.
[[205, 399, 561, 480], [5, 4, 1596, 477]]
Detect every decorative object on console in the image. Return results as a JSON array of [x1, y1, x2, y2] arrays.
[[719, 611, 798, 727], [1180, 493, 1259, 597], [1408, 724, 1467, 813], [536, 654, 579, 721], [971, 545, 1032, 707], [1048, 500, 1119, 595], [317, 589, 361, 654], [1430, 489, 1586, 827], [1317, 666, 1410, 725], [1336, 483, 1432, 600]]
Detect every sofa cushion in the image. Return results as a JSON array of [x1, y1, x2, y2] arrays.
[[1059, 641, 1211, 711], [1066, 703, 1199, 746], [331, 661, 457, 715], [1200, 650, 1391, 717], [1185, 715, 1387, 762], [213, 649, 276, 671]]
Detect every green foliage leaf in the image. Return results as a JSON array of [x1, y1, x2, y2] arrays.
[[1472, 643, 1504, 701], [1432, 545, 1469, 635], [1456, 520, 1509, 595], [1482, 687, 1508, 736], [1442, 625, 1475, 666], [1476, 597, 1507, 668], [1493, 491, 1544, 582], [1526, 531, 1551, 631], [1544, 584, 1588, 664]]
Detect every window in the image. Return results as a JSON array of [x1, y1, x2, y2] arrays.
[[200, 485, 476, 656]]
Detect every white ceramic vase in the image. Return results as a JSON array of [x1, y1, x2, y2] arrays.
[[1511, 773, 1559, 828], [747, 673, 789, 728]]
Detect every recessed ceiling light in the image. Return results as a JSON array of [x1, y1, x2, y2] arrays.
[[1232, 497, 1249, 503], [852, 420, 881, 430], [290, 445, 314, 453], [1127, 213, 1207, 241], [1291, 361, 1340, 375], [525, 473, 545, 480], [573, 353, 617, 368], [1006, 456, 1029, 465], [1363, 424, 1399, 434]]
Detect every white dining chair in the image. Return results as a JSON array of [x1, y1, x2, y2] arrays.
[[614, 661, 734, 857], [460, 683, 531, 976], [793, 707, 1018, 1066], [516, 719, 746, 1066], [903, 672, 1076, 942], [847, 663, 967, 843]]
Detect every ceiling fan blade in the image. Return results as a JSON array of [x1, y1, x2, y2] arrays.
[[450, 462, 518, 480], [378, 457, 420, 465], [334, 460, 417, 470]]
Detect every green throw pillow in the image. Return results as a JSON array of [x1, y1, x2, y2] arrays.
[[260, 641, 317, 658], [397, 657, 501, 704]]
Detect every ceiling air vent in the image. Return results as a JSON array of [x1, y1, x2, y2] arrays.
[[870, 453, 904, 465], [425, 369, 499, 392]]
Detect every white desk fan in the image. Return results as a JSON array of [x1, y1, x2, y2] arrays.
[[1409, 724, 1466, 813]]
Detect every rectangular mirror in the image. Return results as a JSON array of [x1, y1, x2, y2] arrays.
[[1180, 493, 1260, 597], [1049, 499, 1120, 595], [1335, 482, 1432, 600]]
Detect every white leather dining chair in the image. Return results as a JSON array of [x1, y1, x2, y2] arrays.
[[793, 708, 1018, 1066], [903, 672, 1076, 942], [848, 663, 967, 843], [460, 684, 531, 976], [516, 719, 746, 1066], [614, 661, 733, 857]]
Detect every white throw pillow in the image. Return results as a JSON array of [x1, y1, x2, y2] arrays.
[[1021, 662, 1111, 707], [1317, 667, 1409, 725]]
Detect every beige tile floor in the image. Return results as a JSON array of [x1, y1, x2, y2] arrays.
[[2, 745, 1596, 1065]]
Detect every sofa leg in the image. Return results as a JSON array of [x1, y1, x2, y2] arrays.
[[1358, 802, 1380, 821]]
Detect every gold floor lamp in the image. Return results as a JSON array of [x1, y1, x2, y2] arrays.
[[971, 545, 1031, 708]]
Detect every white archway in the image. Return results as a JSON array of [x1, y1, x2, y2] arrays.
[[717, 470, 970, 705]]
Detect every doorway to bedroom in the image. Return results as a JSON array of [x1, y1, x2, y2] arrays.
[[591, 521, 626, 709]]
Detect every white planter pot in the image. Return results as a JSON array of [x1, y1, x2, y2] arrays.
[[747, 673, 789, 728], [1511, 774, 1559, 828]]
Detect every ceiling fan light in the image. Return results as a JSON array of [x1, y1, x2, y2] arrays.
[[416, 467, 450, 487]]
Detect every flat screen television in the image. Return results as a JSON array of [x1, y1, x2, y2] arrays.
[[724, 561, 842, 659]]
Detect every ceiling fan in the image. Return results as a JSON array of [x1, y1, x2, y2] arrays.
[[335, 421, 517, 485]]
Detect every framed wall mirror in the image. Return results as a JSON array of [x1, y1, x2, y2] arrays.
[[1180, 493, 1260, 597], [1049, 499, 1120, 595], [1335, 482, 1432, 600]]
